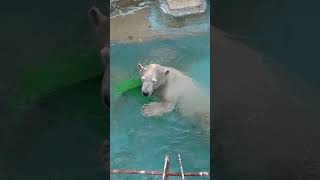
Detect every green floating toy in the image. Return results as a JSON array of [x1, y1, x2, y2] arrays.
[[114, 77, 142, 96]]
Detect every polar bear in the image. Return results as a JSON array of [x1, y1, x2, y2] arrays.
[[137, 63, 210, 125]]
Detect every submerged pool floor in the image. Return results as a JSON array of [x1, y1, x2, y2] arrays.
[[110, 33, 210, 180]]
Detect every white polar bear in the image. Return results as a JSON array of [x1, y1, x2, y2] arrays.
[[137, 63, 210, 125]]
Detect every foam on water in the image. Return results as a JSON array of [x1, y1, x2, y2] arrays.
[[110, 33, 210, 179]]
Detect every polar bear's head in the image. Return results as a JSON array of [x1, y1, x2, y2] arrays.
[[137, 63, 169, 96]]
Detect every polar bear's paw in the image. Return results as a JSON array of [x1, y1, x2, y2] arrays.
[[141, 102, 175, 117], [141, 103, 159, 117]]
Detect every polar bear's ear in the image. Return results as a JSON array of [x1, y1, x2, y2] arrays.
[[137, 63, 144, 70], [137, 63, 146, 74], [165, 70, 170, 76]]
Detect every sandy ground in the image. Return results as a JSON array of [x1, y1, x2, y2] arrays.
[[111, 8, 160, 43]]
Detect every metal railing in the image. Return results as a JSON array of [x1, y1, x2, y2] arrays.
[[111, 154, 210, 179]]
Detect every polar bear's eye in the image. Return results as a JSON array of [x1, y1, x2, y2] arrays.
[[152, 78, 157, 83]]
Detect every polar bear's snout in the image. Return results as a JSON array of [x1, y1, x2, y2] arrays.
[[141, 81, 154, 96], [143, 91, 149, 96]]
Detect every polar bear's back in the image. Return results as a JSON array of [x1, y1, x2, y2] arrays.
[[161, 67, 195, 101], [160, 66, 210, 125]]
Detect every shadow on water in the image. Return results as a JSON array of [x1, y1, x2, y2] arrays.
[[0, 0, 108, 179], [212, 0, 320, 180]]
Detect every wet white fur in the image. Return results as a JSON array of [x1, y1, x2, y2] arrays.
[[138, 64, 210, 127]]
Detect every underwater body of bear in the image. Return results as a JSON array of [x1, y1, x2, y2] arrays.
[[137, 63, 210, 127]]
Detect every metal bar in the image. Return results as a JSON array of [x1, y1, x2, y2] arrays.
[[111, 169, 210, 176], [163, 154, 170, 180], [112, 169, 162, 175], [178, 154, 185, 179]]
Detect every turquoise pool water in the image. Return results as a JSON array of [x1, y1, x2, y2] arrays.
[[110, 33, 210, 179]]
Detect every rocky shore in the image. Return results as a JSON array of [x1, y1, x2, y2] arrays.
[[111, 0, 150, 17]]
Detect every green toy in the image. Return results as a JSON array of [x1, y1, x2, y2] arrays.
[[114, 77, 142, 96]]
